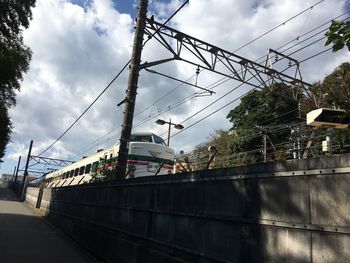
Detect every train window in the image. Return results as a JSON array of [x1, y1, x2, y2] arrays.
[[70, 170, 74, 178], [74, 168, 79, 177], [130, 134, 152, 143], [79, 166, 85, 175], [91, 161, 98, 172], [110, 153, 113, 159], [153, 135, 166, 145], [85, 163, 91, 174], [62, 172, 66, 179]]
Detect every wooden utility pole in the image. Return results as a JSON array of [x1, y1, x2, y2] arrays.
[[21, 140, 33, 201], [116, 0, 148, 179], [12, 166, 16, 181], [14, 156, 21, 182]]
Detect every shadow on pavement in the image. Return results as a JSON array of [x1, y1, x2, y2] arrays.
[[0, 212, 98, 263], [0, 186, 19, 201]]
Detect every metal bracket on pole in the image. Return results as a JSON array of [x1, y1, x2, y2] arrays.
[[28, 155, 75, 169], [143, 17, 312, 99], [139, 57, 177, 69]]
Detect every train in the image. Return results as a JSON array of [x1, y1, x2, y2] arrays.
[[44, 132, 175, 188]]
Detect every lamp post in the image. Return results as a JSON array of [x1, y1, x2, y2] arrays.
[[155, 118, 184, 146]]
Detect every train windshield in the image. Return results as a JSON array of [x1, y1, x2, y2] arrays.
[[153, 135, 166, 145], [129, 133, 167, 145], [130, 134, 153, 143]]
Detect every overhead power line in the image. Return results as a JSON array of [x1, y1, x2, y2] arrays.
[[133, 8, 345, 130], [142, 0, 189, 47], [139, 12, 348, 135], [37, 60, 130, 157], [75, 4, 344, 156], [171, 45, 336, 140], [70, 0, 190, 157], [137, 0, 328, 120], [233, 0, 326, 53]]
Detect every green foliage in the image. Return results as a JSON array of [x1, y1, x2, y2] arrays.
[[305, 62, 350, 154], [0, 0, 35, 161], [0, 102, 12, 162], [0, 0, 36, 107], [321, 62, 350, 111], [226, 83, 300, 163], [227, 83, 299, 129], [194, 130, 234, 169], [196, 63, 350, 167], [226, 63, 350, 164], [325, 20, 350, 52]]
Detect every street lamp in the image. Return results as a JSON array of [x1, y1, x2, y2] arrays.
[[155, 118, 184, 146]]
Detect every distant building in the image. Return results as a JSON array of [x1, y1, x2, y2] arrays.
[[1, 173, 13, 181], [1, 173, 36, 182]]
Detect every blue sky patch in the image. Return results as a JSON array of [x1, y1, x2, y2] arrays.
[[70, 0, 137, 17]]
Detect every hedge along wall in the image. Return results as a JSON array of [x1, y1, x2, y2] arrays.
[[26, 155, 350, 263]]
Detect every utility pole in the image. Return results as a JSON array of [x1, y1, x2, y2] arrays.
[[12, 166, 16, 181], [14, 156, 21, 182], [21, 140, 33, 201], [167, 118, 172, 146], [116, 0, 148, 179], [291, 127, 301, 159], [262, 132, 267, 163]]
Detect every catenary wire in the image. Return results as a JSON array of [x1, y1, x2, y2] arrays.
[[134, 12, 348, 130], [170, 44, 337, 140], [232, 0, 325, 53], [134, 1, 332, 124], [37, 60, 131, 157], [70, 1, 190, 158], [104, 14, 336, 146], [74, 7, 344, 157]]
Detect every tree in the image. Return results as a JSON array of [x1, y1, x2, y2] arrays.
[[194, 63, 350, 168], [226, 63, 350, 163], [322, 62, 350, 111], [0, 0, 36, 161], [325, 20, 350, 52], [226, 83, 301, 163], [302, 63, 350, 155], [0, 0, 36, 107], [0, 102, 12, 162], [193, 130, 234, 169], [300, 63, 350, 114]]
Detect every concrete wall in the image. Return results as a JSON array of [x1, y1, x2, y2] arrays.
[[0, 179, 9, 188], [26, 187, 40, 207], [26, 155, 350, 262]]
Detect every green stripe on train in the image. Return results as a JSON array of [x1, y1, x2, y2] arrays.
[[128, 154, 174, 166]]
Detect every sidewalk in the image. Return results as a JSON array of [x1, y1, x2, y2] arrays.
[[0, 187, 97, 263]]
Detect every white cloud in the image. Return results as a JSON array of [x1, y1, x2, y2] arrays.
[[1, 0, 350, 174]]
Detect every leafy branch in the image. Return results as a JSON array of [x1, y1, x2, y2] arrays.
[[325, 20, 350, 52]]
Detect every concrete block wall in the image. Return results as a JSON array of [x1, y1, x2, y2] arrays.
[[25, 187, 40, 207], [26, 155, 350, 262]]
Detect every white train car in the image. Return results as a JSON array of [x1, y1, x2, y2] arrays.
[[44, 132, 175, 188]]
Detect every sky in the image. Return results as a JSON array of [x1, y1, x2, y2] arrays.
[[1, 0, 350, 176]]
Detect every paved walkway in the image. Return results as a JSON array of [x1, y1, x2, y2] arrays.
[[0, 186, 97, 263]]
